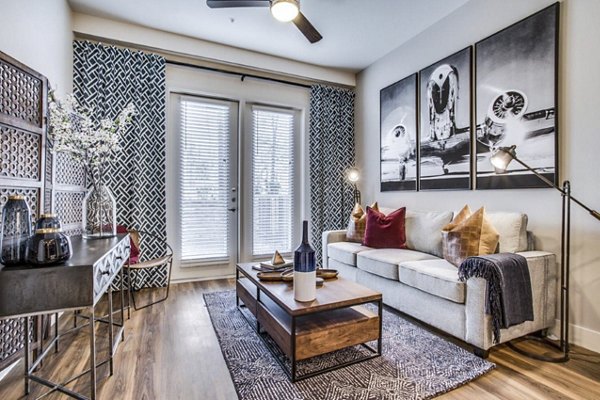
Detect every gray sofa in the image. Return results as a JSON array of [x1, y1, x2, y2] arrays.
[[322, 208, 557, 356]]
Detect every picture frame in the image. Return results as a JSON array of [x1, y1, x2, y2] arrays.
[[475, 2, 559, 189], [380, 73, 418, 192], [418, 46, 472, 191]]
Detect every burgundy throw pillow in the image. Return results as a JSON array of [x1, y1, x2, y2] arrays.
[[362, 206, 407, 249]]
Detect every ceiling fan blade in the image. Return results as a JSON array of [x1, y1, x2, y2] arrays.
[[292, 12, 323, 43], [207, 0, 270, 8]]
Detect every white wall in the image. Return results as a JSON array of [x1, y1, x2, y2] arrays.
[[71, 12, 355, 87], [0, 0, 73, 95], [356, 0, 600, 352]]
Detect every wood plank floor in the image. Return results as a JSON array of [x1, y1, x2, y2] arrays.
[[0, 279, 598, 399]]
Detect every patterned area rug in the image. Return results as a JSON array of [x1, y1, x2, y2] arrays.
[[204, 291, 494, 400]]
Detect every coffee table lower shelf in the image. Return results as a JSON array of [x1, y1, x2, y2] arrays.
[[236, 275, 382, 382]]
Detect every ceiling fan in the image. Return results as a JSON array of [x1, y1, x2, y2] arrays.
[[206, 0, 323, 43]]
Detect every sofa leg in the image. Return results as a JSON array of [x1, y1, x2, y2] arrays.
[[473, 347, 490, 359]]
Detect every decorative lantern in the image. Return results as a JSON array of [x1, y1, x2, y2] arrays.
[[28, 214, 72, 265]]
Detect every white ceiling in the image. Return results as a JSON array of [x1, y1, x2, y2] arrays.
[[68, 0, 469, 72]]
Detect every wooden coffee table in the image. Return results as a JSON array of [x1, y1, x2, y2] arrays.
[[235, 263, 382, 382]]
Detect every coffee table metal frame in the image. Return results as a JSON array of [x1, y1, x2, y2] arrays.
[[235, 266, 382, 382]]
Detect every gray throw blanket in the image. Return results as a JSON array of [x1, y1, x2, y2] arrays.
[[458, 253, 534, 344]]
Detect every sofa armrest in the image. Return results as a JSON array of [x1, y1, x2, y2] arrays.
[[321, 230, 347, 268], [465, 250, 558, 350]]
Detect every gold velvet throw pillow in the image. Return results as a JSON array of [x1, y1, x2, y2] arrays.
[[346, 202, 378, 243], [442, 205, 499, 267]]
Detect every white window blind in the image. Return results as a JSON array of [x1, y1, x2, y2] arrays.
[[179, 98, 231, 262], [252, 107, 295, 256]]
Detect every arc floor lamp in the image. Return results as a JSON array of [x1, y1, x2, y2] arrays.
[[491, 145, 600, 362]]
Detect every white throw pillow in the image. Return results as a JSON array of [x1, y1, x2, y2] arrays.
[[486, 212, 528, 253], [405, 210, 453, 258]]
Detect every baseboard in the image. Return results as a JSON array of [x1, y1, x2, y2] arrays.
[[549, 319, 600, 354], [569, 322, 600, 353]]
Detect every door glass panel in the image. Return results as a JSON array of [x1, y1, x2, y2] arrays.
[[251, 107, 295, 256], [179, 98, 235, 262]]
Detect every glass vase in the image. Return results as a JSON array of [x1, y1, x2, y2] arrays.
[[82, 182, 117, 239], [0, 195, 32, 266]]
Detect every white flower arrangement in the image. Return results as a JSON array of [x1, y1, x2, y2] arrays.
[[48, 92, 136, 183]]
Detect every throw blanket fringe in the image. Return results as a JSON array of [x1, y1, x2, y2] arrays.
[[459, 253, 534, 344]]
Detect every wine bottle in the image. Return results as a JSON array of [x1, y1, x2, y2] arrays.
[[294, 220, 316, 302]]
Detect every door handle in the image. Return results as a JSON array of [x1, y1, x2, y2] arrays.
[[228, 208, 237, 212]]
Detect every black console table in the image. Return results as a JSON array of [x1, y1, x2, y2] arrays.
[[0, 234, 130, 400]]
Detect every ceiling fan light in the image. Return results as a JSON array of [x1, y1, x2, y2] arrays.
[[271, 0, 299, 22]]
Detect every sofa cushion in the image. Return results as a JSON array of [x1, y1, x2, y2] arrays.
[[357, 249, 438, 281], [328, 242, 371, 266], [487, 212, 528, 253], [346, 202, 378, 243], [363, 206, 407, 249], [442, 206, 499, 267], [405, 210, 454, 257], [399, 259, 466, 304]]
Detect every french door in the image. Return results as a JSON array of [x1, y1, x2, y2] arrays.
[[172, 93, 300, 272]]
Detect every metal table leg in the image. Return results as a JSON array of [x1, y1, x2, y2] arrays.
[[120, 266, 126, 341], [291, 316, 296, 382], [108, 284, 114, 376], [256, 288, 261, 334], [55, 312, 60, 353], [127, 266, 134, 317], [235, 269, 240, 307], [24, 316, 30, 395], [378, 299, 383, 354], [89, 308, 96, 400]]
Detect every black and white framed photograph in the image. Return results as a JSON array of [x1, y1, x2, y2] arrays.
[[475, 3, 559, 189], [419, 47, 472, 190], [380, 73, 418, 191]]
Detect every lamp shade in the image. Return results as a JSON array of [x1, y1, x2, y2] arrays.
[[347, 168, 360, 183], [271, 0, 299, 22], [490, 145, 517, 173]]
